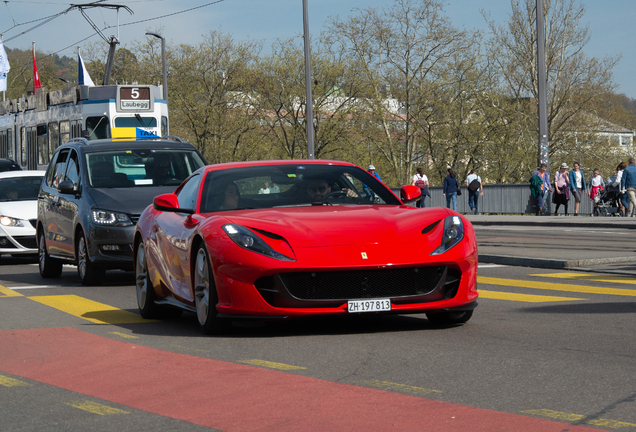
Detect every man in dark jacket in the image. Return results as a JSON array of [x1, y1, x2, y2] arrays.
[[621, 158, 636, 217]]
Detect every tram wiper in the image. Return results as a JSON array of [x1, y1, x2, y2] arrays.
[[135, 114, 150, 127]]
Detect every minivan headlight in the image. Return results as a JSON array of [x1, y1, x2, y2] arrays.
[[92, 209, 133, 227], [431, 215, 464, 255]]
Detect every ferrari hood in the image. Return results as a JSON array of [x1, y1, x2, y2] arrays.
[[88, 186, 176, 215], [222, 205, 450, 248]]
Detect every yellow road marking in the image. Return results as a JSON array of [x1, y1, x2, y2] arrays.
[[478, 277, 636, 297], [65, 400, 129, 416], [28, 295, 152, 324], [0, 375, 31, 387], [478, 290, 586, 303], [109, 332, 139, 339], [0, 285, 23, 297], [238, 359, 307, 370], [521, 409, 636, 428], [530, 272, 636, 285], [360, 380, 441, 395]]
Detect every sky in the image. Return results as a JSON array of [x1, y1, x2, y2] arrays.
[[1, 0, 634, 99]]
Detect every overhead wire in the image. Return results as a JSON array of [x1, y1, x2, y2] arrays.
[[2, 1, 227, 76]]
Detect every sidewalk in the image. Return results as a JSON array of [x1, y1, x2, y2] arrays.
[[465, 214, 636, 276]]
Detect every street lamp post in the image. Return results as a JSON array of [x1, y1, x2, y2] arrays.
[[302, 0, 315, 159], [146, 32, 169, 135]]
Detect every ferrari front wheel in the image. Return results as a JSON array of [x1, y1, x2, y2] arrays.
[[194, 246, 227, 335], [136, 242, 159, 318], [426, 310, 473, 325]]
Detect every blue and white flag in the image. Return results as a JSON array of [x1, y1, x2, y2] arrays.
[[0, 40, 10, 92], [78, 52, 94, 86]]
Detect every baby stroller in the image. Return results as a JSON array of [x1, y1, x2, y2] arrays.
[[593, 183, 624, 217]]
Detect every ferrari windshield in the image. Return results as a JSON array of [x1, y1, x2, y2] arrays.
[[199, 164, 401, 212], [86, 149, 206, 188]]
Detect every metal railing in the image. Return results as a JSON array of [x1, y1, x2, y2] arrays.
[[394, 184, 603, 215]]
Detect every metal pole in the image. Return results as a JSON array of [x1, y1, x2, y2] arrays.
[[536, 0, 549, 176], [302, 0, 315, 159], [536, 0, 550, 214], [146, 32, 169, 135]]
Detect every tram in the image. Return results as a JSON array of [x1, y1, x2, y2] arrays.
[[0, 83, 168, 170]]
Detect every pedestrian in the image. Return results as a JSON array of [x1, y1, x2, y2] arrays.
[[411, 166, 430, 208], [621, 157, 636, 217], [367, 165, 382, 182], [568, 162, 588, 216], [610, 162, 628, 214], [552, 162, 570, 216], [443, 168, 459, 211], [589, 168, 604, 216], [258, 182, 270, 194], [465, 169, 483, 215], [531, 163, 552, 215]]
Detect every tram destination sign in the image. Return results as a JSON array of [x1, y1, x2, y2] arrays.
[[119, 87, 151, 110]]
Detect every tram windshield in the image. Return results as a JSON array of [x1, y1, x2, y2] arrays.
[[114, 116, 158, 129], [86, 149, 205, 188]]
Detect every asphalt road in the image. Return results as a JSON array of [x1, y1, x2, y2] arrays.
[[1, 252, 635, 432]]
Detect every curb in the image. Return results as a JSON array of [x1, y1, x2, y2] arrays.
[[479, 254, 636, 269]]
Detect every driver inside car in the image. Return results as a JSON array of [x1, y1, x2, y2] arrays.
[[305, 178, 359, 202]]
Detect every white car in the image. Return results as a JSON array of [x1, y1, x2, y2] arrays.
[[0, 170, 45, 258]]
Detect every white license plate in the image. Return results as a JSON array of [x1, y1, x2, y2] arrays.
[[347, 299, 391, 313]]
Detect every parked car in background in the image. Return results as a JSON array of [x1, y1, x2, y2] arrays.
[[0, 170, 44, 259], [134, 160, 478, 334], [36, 131, 206, 285], [0, 159, 22, 173]]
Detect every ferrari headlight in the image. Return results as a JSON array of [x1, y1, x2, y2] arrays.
[[431, 215, 464, 255], [92, 209, 133, 227], [0, 215, 24, 227], [223, 224, 294, 261]]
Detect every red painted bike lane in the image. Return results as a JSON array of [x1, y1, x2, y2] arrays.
[[0, 327, 606, 432]]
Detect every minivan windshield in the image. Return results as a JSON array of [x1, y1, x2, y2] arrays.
[[86, 149, 205, 188]]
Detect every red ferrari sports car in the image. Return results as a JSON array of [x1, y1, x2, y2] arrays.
[[134, 160, 478, 334]]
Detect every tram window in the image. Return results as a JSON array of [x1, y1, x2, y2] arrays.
[[60, 121, 70, 145], [0, 132, 5, 158], [86, 116, 111, 140], [114, 116, 157, 128], [6, 129, 13, 160], [161, 116, 168, 137], [70, 120, 81, 139], [37, 124, 48, 165], [49, 122, 60, 154], [20, 127, 27, 166]]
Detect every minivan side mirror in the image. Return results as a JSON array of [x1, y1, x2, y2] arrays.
[[58, 179, 78, 195]]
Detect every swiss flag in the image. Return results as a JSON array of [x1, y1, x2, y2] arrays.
[[32, 43, 42, 90]]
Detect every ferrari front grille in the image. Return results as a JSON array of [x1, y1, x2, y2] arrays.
[[279, 266, 446, 300]]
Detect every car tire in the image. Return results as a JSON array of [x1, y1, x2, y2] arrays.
[[194, 245, 228, 335], [38, 232, 63, 278], [77, 233, 104, 286], [426, 310, 473, 325], [135, 241, 161, 318]]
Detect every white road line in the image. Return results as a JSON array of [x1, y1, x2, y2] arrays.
[[8, 285, 57, 290], [478, 264, 506, 268]]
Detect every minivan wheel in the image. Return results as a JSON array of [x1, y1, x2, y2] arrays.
[[38, 232, 63, 278], [77, 234, 104, 286]]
